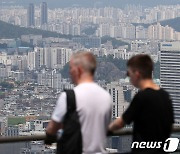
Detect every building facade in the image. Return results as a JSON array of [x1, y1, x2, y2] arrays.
[[27, 3, 35, 27], [41, 2, 48, 26], [160, 42, 180, 121]]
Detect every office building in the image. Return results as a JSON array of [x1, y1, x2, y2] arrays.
[[27, 3, 35, 27], [41, 2, 48, 25], [160, 42, 180, 121]]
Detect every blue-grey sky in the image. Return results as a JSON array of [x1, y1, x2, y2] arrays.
[[1, 0, 180, 8]]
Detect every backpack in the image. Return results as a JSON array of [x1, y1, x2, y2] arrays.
[[57, 89, 82, 154]]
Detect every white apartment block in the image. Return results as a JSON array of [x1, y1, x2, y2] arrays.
[[99, 24, 110, 37], [37, 69, 62, 89], [27, 47, 72, 70], [107, 82, 125, 119], [27, 51, 36, 70], [148, 23, 174, 41]]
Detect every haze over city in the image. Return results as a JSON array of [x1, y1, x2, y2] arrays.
[[0, 0, 180, 153], [1, 0, 180, 8]]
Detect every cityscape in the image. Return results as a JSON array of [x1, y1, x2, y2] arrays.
[[0, 0, 180, 153]]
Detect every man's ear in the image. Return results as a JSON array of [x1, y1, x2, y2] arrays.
[[135, 70, 141, 79], [77, 66, 83, 77]]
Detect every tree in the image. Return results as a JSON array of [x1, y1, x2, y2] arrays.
[[0, 82, 14, 89]]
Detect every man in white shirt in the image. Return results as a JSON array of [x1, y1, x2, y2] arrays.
[[46, 51, 112, 153]]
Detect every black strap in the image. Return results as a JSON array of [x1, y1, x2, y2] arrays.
[[64, 90, 76, 117], [45, 90, 75, 145], [57, 90, 82, 154]]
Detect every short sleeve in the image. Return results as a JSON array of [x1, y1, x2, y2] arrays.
[[51, 92, 67, 123], [122, 93, 140, 124]]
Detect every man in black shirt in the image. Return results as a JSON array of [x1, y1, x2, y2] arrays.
[[109, 54, 174, 153]]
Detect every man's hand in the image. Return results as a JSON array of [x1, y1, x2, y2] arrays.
[[45, 120, 62, 145], [46, 120, 62, 135], [108, 117, 125, 132]]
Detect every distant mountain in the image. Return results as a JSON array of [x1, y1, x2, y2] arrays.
[[2, 0, 180, 8], [160, 17, 180, 32], [0, 20, 72, 39], [133, 17, 180, 32]]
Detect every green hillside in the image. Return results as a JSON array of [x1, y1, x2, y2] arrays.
[[0, 20, 72, 39], [160, 17, 180, 32]]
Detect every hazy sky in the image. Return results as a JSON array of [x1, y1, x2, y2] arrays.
[[1, 0, 180, 8]]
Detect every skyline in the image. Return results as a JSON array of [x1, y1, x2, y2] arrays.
[[0, 1, 180, 153]]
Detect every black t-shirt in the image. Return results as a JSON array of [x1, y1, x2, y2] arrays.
[[122, 88, 174, 153]]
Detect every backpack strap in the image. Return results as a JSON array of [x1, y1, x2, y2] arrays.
[[64, 89, 76, 118], [44, 90, 76, 146], [57, 89, 82, 154]]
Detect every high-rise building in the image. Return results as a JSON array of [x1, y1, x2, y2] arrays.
[[27, 51, 36, 70], [27, 48, 44, 70], [0, 64, 7, 78], [34, 48, 44, 69], [106, 82, 126, 119], [99, 24, 110, 37], [28, 47, 72, 70], [37, 69, 62, 90], [50, 47, 72, 69], [44, 47, 51, 68], [160, 42, 180, 121], [41, 2, 48, 25], [27, 3, 35, 27], [106, 82, 131, 153]]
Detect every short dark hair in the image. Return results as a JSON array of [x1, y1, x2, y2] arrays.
[[127, 54, 153, 79]]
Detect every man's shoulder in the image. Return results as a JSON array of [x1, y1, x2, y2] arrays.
[[58, 91, 67, 99], [75, 82, 111, 99], [139, 88, 169, 97], [92, 84, 112, 103], [56, 92, 67, 105], [134, 88, 171, 105], [91, 83, 111, 96]]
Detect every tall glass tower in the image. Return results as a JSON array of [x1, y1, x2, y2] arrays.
[[27, 3, 35, 27], [160, 42, 180, 121], [41, 2, 48, 25]]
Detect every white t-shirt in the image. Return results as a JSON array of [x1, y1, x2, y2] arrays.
[[52, 82, 112, 154]]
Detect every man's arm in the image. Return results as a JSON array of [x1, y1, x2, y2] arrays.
[[45, 120, 62, 145], [108, 117, 125, 132], [46, 92, 67, 135], [109, 93, 140, 132], [45, 92, 67, 144], [46, 120, 62, 135]]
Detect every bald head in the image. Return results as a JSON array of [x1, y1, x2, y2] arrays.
[[71, 51, 97, 75]]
